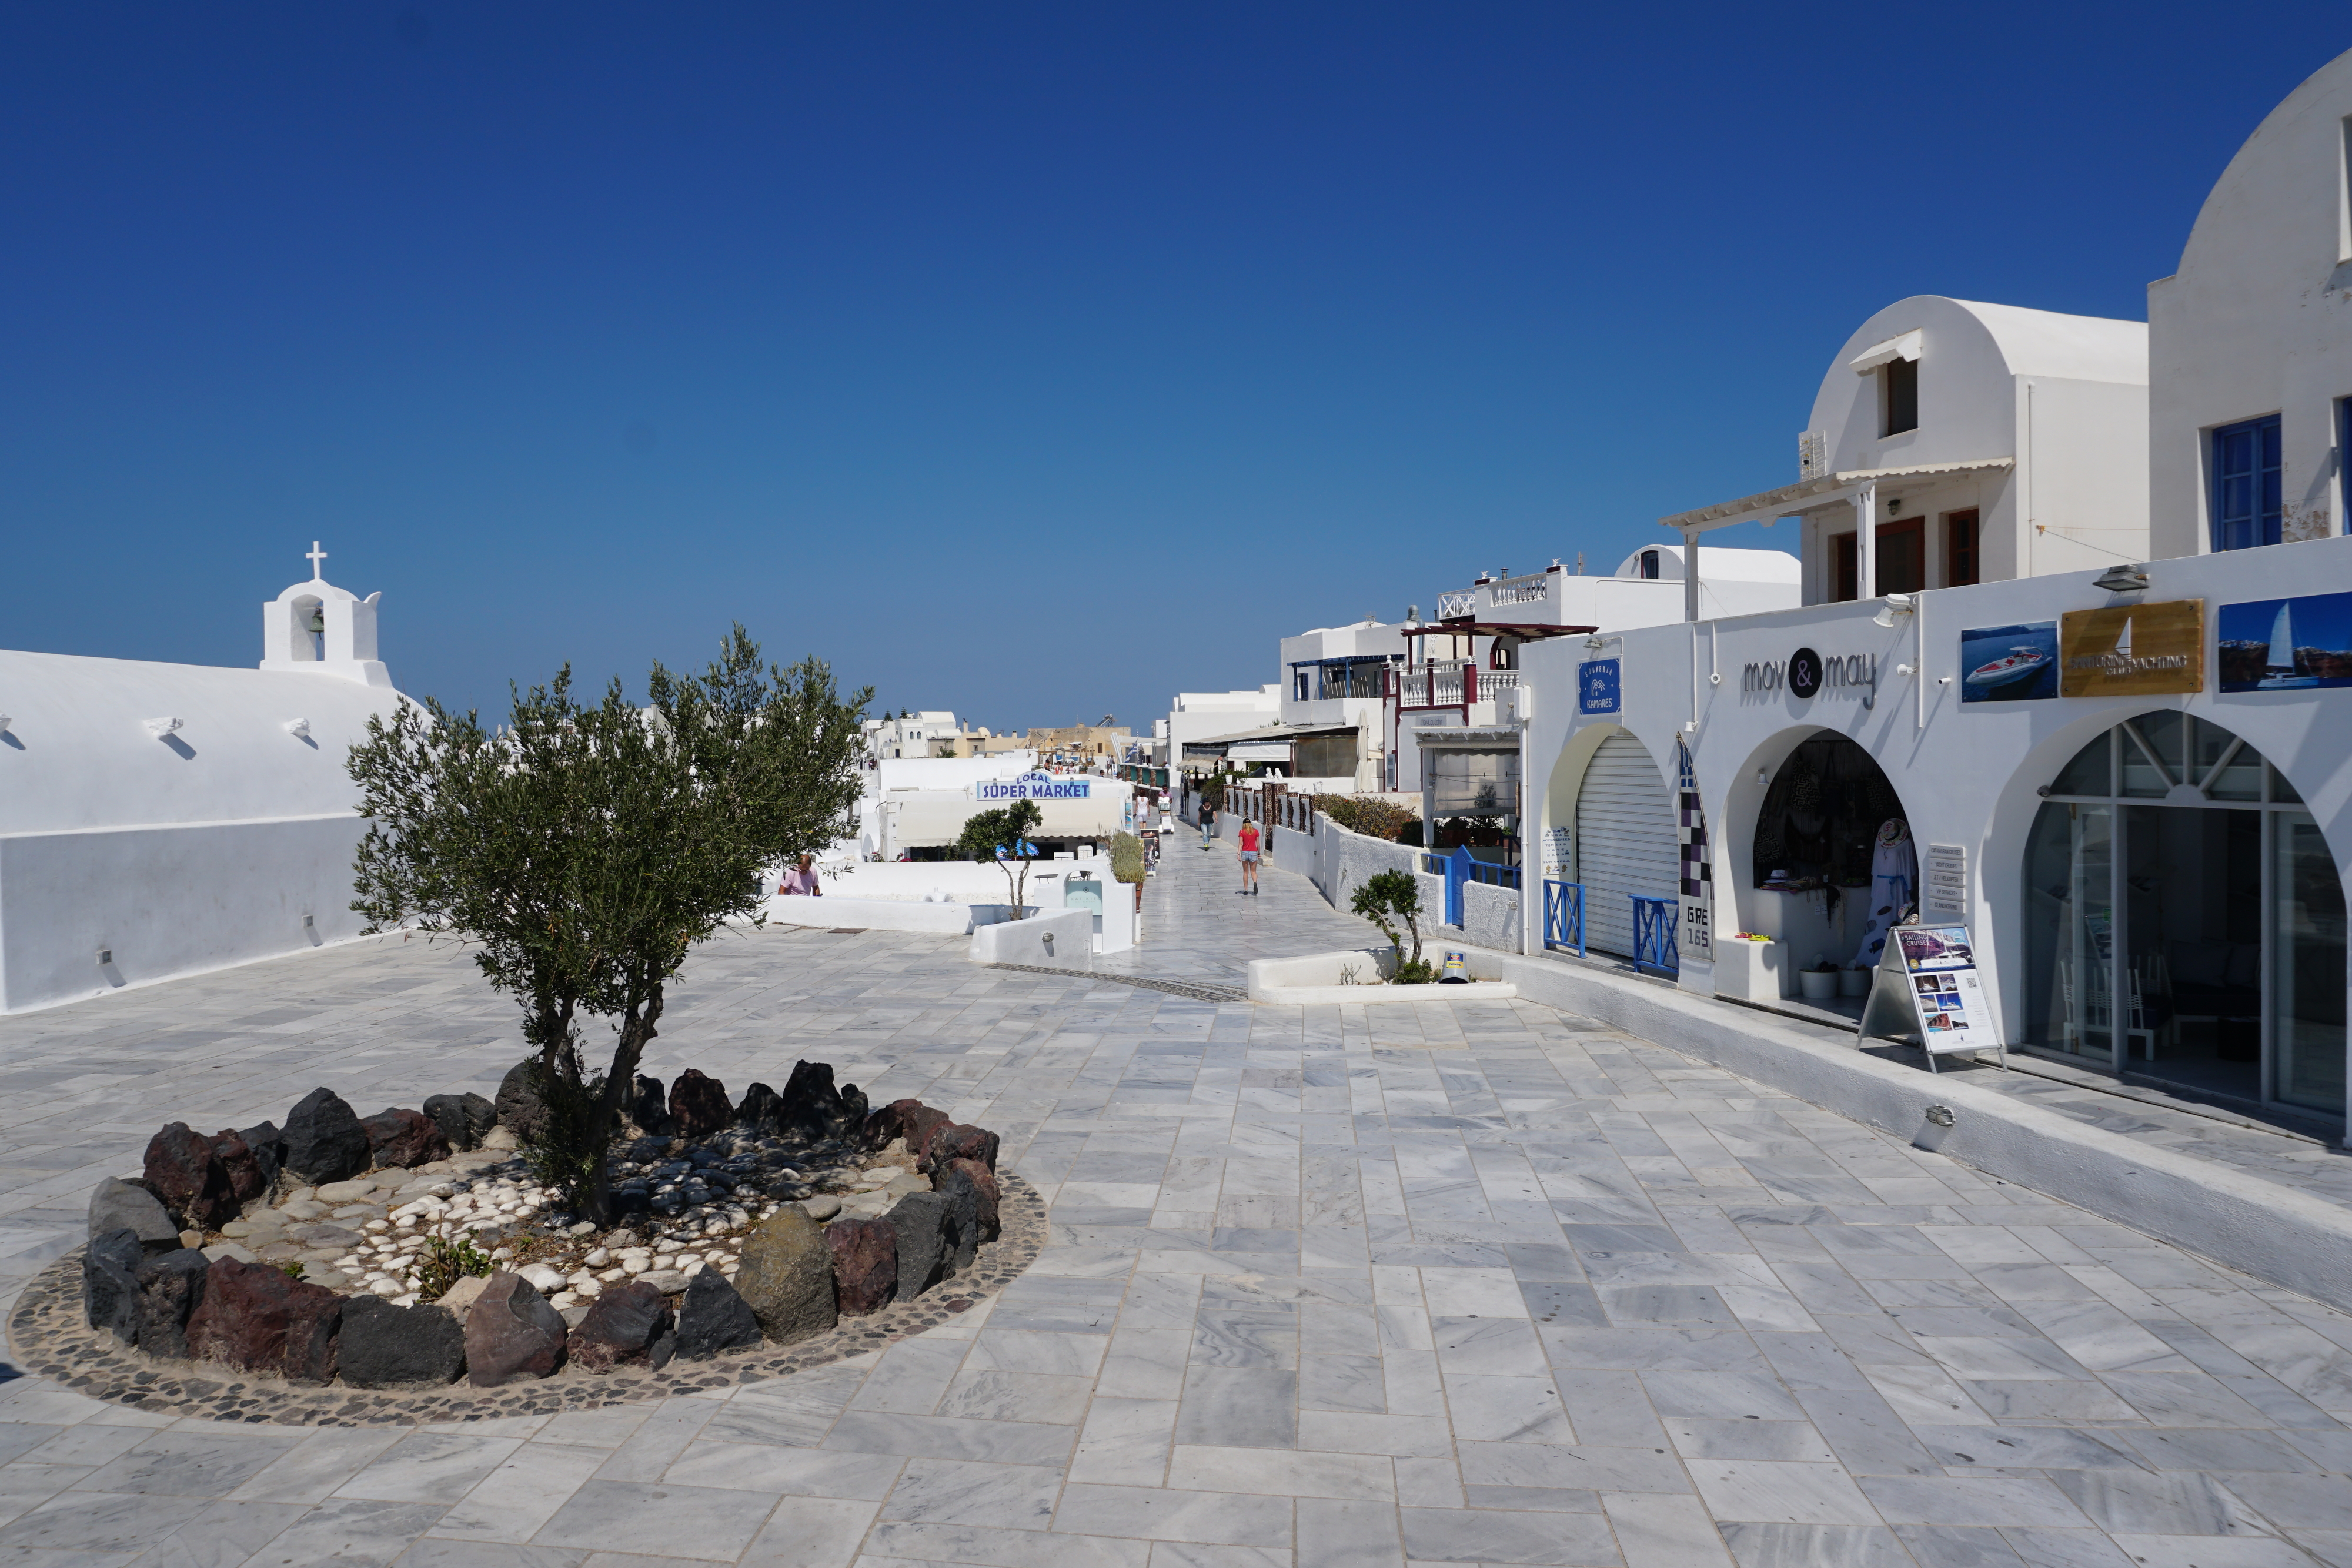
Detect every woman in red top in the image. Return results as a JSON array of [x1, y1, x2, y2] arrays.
[[1237, 820, 1261, 895]]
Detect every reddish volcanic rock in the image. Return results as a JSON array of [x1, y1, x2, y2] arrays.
[[826, 1218, 898, 1315], [918, 1122, 1000, 1176], [570, 1282, 674, 1372], [144, 1122, 237, 1230], [211, 1129, 269, 1205], [186, 1256, 343, 1383], [362, 1107, 451, 1169], [463, 1272, 568, 1386], [667, 1069, 733, 1142]]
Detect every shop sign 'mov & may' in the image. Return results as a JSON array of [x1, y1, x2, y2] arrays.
[[1742, 646, 1876, 700]]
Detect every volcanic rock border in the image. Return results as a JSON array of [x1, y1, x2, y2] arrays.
[[30, 1062, 1041, 1415]]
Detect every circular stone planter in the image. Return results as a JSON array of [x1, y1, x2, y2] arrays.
[[10, 1174, 1045, 1426]]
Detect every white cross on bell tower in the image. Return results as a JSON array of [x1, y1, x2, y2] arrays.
[[306, 541, 328, 580]]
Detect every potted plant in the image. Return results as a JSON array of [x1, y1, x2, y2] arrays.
[[1840, 963, 1872, 998], [1798, 957, 1841, 1001]]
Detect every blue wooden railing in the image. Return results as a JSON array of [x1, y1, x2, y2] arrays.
[[1544, 880, 1585, 957], [1419, 846, 1522, 925], [1630, 895, 1679, 979]]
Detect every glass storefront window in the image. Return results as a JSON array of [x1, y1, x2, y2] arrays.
[[2276, 811, 2348, 1112], [2023, 801, 2112, 1064], [2022, 714, 2345, 1125]]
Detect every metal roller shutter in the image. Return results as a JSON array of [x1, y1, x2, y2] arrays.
[[1575, 733, 1678, 959]]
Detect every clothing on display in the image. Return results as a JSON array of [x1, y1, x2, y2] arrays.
[[1849, 818, 1918, 969]]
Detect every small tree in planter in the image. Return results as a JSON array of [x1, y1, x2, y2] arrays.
[[347, 627, 869, 1221], [958, 798, 1045, 915], [1351, 870, 1434, 984]]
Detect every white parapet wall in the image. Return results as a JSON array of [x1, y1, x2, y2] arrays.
[[968, 908, 1094, 968], [1247, 947, 1518, 1004], [761, 897, 974, 935]]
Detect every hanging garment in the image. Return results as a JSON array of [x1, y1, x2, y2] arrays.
[[1849, 819, 1918, 970]]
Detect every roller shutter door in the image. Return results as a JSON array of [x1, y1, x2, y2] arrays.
[[1575, 734, 1678, 959]]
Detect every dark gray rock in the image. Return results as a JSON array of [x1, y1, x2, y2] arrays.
[[886, 1191, 957, 1302], [933, 1165, 985, 1271], [776, 1060, 840, 1140], [423, 1095, 475, 1153], [835, 1082, 871, 1139], [338, 1296, 465, 1388], [463, 1271, 567, 1386], [83, 1228, 146, 1345], [732, 1082, 783, 1134], [132, 1248, 211, 1359], [570, 1281, 675, 1372], [672, 1269, 760, 1359], [238, 1122, 282, 1189], [281, 1088, 369, 1186], [495, 1061, 549, 1145], [940, 1157, 1001, 1243], [88, 1177, 180, 1253], [627, 1075, 672, 1138]]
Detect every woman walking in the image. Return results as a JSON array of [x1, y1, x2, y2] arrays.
[[1237, 818, 1262, 895]]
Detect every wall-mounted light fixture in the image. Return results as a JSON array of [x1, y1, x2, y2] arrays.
[[2092, 563, 2151, 594], [1872, 592, 1916, 629], [95, 948, 112, 967], [143, 717, 183, 738], [284, 718, 312, 740], [1584, 635, 1605, 650], [0, 712, 11, 735]]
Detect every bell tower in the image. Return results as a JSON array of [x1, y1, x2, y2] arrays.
[[259, 542, 392, 687]]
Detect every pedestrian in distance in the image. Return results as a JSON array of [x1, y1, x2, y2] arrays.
[[1237, 817, 1262, 895]]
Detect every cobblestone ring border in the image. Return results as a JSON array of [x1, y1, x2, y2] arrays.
[[6, 1172, 1048, 1426]]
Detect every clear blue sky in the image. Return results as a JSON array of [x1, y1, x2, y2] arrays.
[[3, 6, 2337, 732]]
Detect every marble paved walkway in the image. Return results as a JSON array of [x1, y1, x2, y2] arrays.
[[0, 846, 2350, 1565]]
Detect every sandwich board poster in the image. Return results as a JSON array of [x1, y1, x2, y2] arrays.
[[1958, 621, 2057, 703], [1896, 925, 1995, 1052]]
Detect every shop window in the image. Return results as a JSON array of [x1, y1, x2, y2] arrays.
[[1830, 533, 1859, 602], [1876, 518, 1924, 596], [1945, 509, 1980, 586], [2024, 714, 2344, 1120], [2212, 414, 2283, 551], [1881, 358, 1919, 437]]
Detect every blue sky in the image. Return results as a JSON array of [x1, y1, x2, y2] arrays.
[[3, 6, 2340, 733]]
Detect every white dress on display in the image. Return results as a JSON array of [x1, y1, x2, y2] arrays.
[[1850, 820, 1916, 971]]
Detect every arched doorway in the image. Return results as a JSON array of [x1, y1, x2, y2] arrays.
[[1749, 733, 1914, 989], [2022, 713, 2345, 1116], [1574, 733, 1677, 960]]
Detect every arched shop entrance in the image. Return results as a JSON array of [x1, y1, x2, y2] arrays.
[[2022, 713, 2346, 1118], [1749, 733, 1915, 984]]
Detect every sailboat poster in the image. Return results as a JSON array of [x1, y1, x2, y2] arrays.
[[2219, 590, 2352, 691]]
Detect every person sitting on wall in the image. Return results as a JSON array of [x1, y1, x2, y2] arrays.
[[779, 852, 823, 895]]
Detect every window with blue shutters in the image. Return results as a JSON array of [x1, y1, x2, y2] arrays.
[[2211, 414, 2282, 551]]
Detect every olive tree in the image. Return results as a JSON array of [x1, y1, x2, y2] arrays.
[[956, 798, 1045, 914], [348, 627, 869, 1217]]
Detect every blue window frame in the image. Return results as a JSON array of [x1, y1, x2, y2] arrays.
[[2211, 414, 2282, 551]]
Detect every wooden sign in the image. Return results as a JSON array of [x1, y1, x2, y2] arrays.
[[2059, 599, 2204, 697]]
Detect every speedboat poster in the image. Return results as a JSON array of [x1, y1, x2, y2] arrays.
[[1958, 621, 2057, 703], [2218, 590, 2352, 691]]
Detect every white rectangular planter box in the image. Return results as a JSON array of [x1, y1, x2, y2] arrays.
[[1711, 938, 1785, 1002], [968, 908, 1094, 967], [1247, 948, 1518, 1004]]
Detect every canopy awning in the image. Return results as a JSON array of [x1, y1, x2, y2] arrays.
[[1657, 456, 2014, 535]]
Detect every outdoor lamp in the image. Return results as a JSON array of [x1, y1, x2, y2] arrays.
[[1873, 592, 1915, 628], [2093, 563, 2151, 595]]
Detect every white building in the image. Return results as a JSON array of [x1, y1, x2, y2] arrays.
[[1661, 296, 2149, 603], [864, 711, 964, 760], [1511, 52, 2352, 1132], [0, 546, 407, 1013], [1277, 619, 1404, 790]]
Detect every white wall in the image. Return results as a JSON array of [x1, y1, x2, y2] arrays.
[[0, 815, 375, 1012], [2149, 49, 2352, 560]]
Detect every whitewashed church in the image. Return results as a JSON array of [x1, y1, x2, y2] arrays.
[[0, 546, 407, 1012]]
